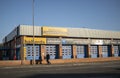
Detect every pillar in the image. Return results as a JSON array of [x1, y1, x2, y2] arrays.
[[111, 38, 114, 57], [20, 36, 25, 65], [87, 44, 91, 58], [87, 38, 91, 58], [111, 44, 114, 57], [73, 45, 77, 59], [14, 36, 16, 60], [59, 37, 62, 59], [98, 45, 102, 57], [59, 44, 62, 59], [41, 45, 46, 60]]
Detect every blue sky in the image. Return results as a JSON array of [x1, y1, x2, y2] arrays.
[[0, 0, 120, 43]]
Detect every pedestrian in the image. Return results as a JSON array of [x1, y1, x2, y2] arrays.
[[46, 54, 51, 64]]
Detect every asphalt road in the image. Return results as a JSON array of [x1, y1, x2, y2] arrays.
[[0, 61, 120, 78]]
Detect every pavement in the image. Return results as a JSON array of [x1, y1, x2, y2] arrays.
[[0, 61, 120, 78], [0, 60, 120, 68]]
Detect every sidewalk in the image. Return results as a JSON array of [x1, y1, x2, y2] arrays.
[[0, 57, 120, 66], [0, 60, 120, 69]]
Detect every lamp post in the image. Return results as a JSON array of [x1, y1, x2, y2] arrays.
[[33, 0, 35, 65]]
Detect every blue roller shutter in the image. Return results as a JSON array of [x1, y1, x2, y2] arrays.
[[62, 45, 72, 59]]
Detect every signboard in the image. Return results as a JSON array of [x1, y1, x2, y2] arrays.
[[103, 40, 111, 44], [111, 40, 120, 44], [91, 39, 113, 45], [91, 40, 103, 45], [24, 37, 46, 44], [62, 38, 89, 44], [61, 39, 115, 45], [42, 27, 68, 36], [46, 38, 61, 44]]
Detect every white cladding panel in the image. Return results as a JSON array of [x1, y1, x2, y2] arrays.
[[68, 28, 120, 39], [68, 28, 80, 37], [19, 25, 41, 36]]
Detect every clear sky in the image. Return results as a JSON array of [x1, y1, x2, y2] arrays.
[[0, 0, 120, 43]]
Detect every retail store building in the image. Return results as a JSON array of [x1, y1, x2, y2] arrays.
[[1, 25, 120, 62]]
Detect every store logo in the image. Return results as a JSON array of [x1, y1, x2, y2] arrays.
[[42, 27, 68, 36], [24, 37, 46, 44], [25, 40, 45, 44]]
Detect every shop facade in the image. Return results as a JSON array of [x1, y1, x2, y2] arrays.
[[1, 25, 120, 62]]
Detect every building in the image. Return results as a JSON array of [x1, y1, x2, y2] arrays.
[[1, 25, 120, 62], [0, 43, 3, 60]]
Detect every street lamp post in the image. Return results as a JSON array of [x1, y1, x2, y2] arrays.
[[33, 0, 35, 65]]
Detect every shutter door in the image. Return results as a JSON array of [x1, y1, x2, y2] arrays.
[[90, 46, 98, 58], [102, 46, 108, 57], [114, 46, 119, 57], [76, 46, 85, 58], [46, 45, 58, 59], [26, 45, 40, 60], [62, 45, 72, 59]]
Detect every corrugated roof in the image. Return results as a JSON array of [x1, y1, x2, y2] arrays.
[[68, 28, 120, 38], [3, 25, 120, 42]]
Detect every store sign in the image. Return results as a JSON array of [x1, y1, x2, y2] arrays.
[[103, 40, 111, 44], [62, 39, 89, 44], [111, 40, 120, 44], [91, 40, 103, 45], [47, 38, 61, 44], [91, 39, 114, 45], [42, 27, 68, 36], [24, 37, 46, 44]]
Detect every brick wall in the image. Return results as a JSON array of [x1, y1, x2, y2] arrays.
[[0, 57, 120, 66], [0, 60, 21, 66]]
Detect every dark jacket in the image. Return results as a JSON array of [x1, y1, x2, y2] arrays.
[[46, 54, 50, 60]]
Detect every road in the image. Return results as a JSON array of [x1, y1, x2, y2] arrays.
[[0, 61, 120, 78]]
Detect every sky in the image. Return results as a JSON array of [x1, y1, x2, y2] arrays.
[[0, 0, 120, 43]]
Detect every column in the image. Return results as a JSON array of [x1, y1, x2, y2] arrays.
[[73, 45, 77, 59], [87, 38, 91, 58], [98, 45, 102, 57], [13, 37, 16, 60], [59, 37, 62, 59], [59, 44, 62, 59], [111, 44, 114, 57], [87, 44, 91, 58], [41, 45, 46, 60], [20, 36, 25, 65], [111, 38, 114, 57]]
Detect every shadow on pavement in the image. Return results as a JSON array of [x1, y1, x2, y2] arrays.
[[22, 73, 120, 78], [115, 68, 120, 70]]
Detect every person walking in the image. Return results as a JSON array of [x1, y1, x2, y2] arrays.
[[39, 56, 42, 64], [46, 54, 51, 64]]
